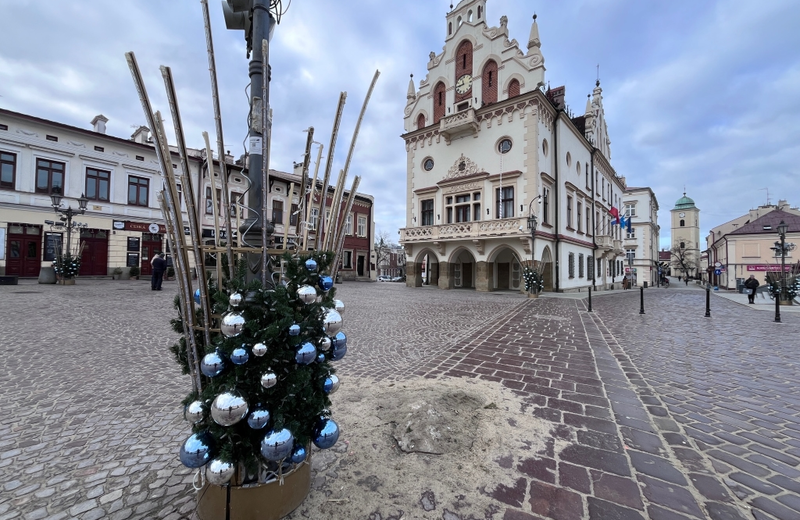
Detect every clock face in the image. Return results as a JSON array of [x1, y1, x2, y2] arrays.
[[679, 212, 685, 218], [455, 74, 473, 94]]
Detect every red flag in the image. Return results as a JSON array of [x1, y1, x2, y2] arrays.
[[609, 207, 620, 225]]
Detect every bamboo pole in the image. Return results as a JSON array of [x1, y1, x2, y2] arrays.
[[297, 128, 314, 250], [282, 182, 295, 250], [316, 92, 347, 254], [203, 133, 223, 289], [325, 170, 347, 252], [331, 176, 361, 281], [260, 39, 272, 286], [302, 142, 324, 251], [201, 0, 235, 282]]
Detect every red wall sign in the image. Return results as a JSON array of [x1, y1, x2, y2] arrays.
[[747, 265, 792, 272]]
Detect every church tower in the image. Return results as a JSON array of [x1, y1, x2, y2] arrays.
[[670, 193, 700, 278]]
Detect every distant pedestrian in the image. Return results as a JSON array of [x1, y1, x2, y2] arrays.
[[744, 275, 760, 304], [152, 253, 167, 291]]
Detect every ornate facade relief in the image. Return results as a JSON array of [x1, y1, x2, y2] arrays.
[[444, 154, 481, 180]]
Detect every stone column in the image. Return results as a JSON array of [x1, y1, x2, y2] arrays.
[[406, 261, 422, 287], [475, 261, 491, 292], [438, 261, 451, 289]]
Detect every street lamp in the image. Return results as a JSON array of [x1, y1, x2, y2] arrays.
[[776, 220, 790, 302], [50, 186, 89, 265], [526, 196, 540, 294]]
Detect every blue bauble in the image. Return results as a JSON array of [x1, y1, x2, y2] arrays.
[[323, 374, 340, 394], [319, 276, 334, 291], [313, 418, 340, 450], [194, 289, 202, 306], [305, 258, 318, 272], [201, 351, 225, 377], [179, 432, 214, 468], [290, 444, 307, 464], [261, 428, 294, 461], [230, 347, 249, 365], [332, 331, 347, 350], [247, 408, 271, 430], [296, 342, 316, 365], [331, 344, 347, 361], [316, 352, 326, 364], [289, 324, 300, 336]]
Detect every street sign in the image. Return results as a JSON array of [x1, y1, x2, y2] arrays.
[[714, 269, 721, 275], [714, 262, 722, 268]]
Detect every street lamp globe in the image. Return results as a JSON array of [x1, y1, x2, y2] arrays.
[[50, 186, 63, 208]]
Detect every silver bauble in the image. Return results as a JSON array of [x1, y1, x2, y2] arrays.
[[185, 401, 205, 423], [323, 374, 340, 395], [206, 458, 235, 485], [261, 428, 294, 461], [261, 372, 278, 389], [252, 342, 268, 357], [247, 408, 271, 429], [200, 352, 225, 377], [220, 312, 246, 338], [318, 336, 332, 351], [323, 309, 343, 335], [295, 342, 316, 365], [334, 299, 345, 315], [228, 292, 243, 308], [210, 392, 249, 427], [297, 285, 317, 304]]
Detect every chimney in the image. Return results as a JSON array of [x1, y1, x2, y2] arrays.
[[91, 114, 108, 134], [131, 126, 150, 144]]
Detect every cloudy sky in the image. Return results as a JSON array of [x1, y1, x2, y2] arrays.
[[2, 0, 798, 248]]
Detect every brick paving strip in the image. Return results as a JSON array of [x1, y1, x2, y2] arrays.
[[419, 297, 750, 520]]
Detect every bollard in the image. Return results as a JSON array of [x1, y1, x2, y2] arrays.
[[775, 293, 781, 323], [588, 286, 593, 312], [704, 285, 711, 317], [639, 286, 645, 315]]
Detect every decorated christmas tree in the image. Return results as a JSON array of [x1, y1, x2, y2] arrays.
[[171, 252, 346, 486]]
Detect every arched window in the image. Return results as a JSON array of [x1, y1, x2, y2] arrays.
[[680, 242, 686, 249], [448, 22, 452, 35], [508, 79, 521, 98], [455, 40, 473, 102], [680, 219, 685, 227], [416, 113, 426, 130], [478, 5, 482, 18], [482, 60, 498, 104], [433, 82, 446, 124]]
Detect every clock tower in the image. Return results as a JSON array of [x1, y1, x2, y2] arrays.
[[670, 193, 700, 278]]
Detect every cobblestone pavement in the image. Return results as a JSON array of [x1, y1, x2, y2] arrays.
[[1, 279, 797, 519]]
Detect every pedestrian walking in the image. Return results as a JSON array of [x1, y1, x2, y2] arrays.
[[744, 274, 760, 304], [151, 253, 167, 291]]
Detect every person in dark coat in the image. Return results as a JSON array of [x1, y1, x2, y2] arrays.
[[151, 253, 167, 291], [744, 274, 760, 304]]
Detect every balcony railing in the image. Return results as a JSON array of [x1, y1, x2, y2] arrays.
[[400, 218, 526, 242]]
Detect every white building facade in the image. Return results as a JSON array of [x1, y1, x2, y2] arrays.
[[399, 0, 627, 292], [622, 187, 660, 287]]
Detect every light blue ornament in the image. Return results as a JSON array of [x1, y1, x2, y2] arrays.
[[290, 444, 307, 464], [179, 432, 215, 468], [319, 276, 334, 291], [313, 418, 340, 450], [261, 428, 294, 461], [289, 324, 300, 336], [194, 289, 202, 306], [230, 347, 249, 365], [332, 331, 347, 350], [305, 258, 318, 272], [331, 344, 347, 361], [201, 351, 225, 377], [247, 409, 271, 430], [296, 342, 316, 365], [323, 374, 340, 394], [316, 352, 326, 364]]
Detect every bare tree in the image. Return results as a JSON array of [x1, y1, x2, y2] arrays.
[[374, 230, 393, 275], [670, 244, 697, 285]]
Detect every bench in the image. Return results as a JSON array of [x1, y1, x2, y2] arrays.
[[0, 275, 19, 285]]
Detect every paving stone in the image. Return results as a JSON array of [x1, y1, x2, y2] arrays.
[[628, 451, 688, 485], [589, 470, 643, 510], [750, 497, 800, 520], [704, 502, 749, 520], [528, 480, 584, 520], [639, 475, 704, 519]]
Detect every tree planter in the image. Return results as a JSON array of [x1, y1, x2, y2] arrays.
[[61, 278, 76, 286], [528, 292, 539, 299], [195, 461, 311, 520], [779, 300, 793, 306]]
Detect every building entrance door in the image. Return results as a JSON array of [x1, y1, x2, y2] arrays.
[[357, 254, 365, 277], [497, 263, 510, 290], [141, 233, 163, 276], [79, 229, 109, 276], [5, 224, 42, 277]]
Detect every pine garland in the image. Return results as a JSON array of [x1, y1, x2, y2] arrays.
[[171, 252, 343, 479], [523, 266, 544, 293], [53, 252, 81, 279], [767, 277, 799, 300]]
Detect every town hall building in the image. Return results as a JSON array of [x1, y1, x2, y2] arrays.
[[399, 0, 629, 292]]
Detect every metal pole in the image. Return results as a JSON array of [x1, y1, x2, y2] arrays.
[[781, 232, 787, 302], [639, 286, 645, 314], [704, 285, 711, 317], [775, 290, 781, 323], [588, 286, 593, 312]]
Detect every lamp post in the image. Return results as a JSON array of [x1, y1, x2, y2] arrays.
[[776, 220, 789, 302], [527, 197, 540, 294], [50, 187, 89, 272]]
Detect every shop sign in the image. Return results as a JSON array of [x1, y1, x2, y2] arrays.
[[124, 221, 166, 234], [747, 264, 792, 272]]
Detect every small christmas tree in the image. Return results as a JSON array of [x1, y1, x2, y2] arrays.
[[523, 266, 544, 294], [53, 251, 81, 279], [172, 252, 346, 485]]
